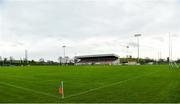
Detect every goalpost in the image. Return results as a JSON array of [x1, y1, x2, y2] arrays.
[[169, 34, 179, 69], [169, 61, 179, 69]]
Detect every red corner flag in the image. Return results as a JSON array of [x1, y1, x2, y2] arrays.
[[59, 80, 64, 99], [59, 87, 63, 94]]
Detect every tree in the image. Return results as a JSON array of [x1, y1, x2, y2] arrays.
[[58, 56, 63, 65], [9, 56, 14, 65], [47, 60, 54, 64], [176, 59, 180, 63], [0, 56, 2, 61], [3, 58, 8, 65], [167, 57, 170, 63], [39, 58, 45, 63], [0, 56, 2, 66], [64, 56, 70, 64]]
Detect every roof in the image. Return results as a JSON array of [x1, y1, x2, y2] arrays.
[[75, 54, 119, 59]]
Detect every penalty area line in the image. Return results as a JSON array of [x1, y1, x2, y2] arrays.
[[65, 70, 161, 99]]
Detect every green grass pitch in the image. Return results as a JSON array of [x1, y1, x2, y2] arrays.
[[0, 65, 180, 103]]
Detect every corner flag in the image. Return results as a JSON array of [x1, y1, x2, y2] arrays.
[[59, 80, 64, 99]]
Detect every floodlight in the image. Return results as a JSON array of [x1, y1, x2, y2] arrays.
[[134, 34, 142, 37]]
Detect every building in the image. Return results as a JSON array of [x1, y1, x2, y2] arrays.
[[75, 54, 120, 65]]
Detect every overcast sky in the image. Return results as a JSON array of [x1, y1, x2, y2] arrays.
[[0, 0, 179, 61]]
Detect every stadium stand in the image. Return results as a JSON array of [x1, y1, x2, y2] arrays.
[[75, 54, 120, 65]]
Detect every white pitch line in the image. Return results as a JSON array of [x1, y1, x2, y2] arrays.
[[0, 82, 59, 99], [65, 70, 161, 99]]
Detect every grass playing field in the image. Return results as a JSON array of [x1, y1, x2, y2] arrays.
[[0, 65, 180, 103]]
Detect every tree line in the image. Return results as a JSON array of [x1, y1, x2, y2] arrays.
[[0, 56, 180, 66], [0, 56, 74, 66], [120, 57, 180, 65]]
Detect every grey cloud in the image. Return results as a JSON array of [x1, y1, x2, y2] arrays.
[[127, 42, 138, 47], [12, 41, 24, 47], [0, 0, 179, 60], [3, 0, 178, 39], [152, 37, 165, 42]]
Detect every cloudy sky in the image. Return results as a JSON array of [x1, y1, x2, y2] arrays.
[[0, 0, 179, 61]]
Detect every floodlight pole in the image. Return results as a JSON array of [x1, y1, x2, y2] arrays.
[[126, 46, 129, 58], [169, 33, 173, 68], [169, 34, 171, 66], [25, 50, 28, 65], [62, 45, 66, 58], [134, 34, 142, 63]]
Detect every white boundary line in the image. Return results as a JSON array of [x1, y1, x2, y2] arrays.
[[65, 70, 161, 99], [0, 82, 59, 99]]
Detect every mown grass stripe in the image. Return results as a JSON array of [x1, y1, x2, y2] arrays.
[[65, 70, 161, 99], [0, 82, 59, 99]]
